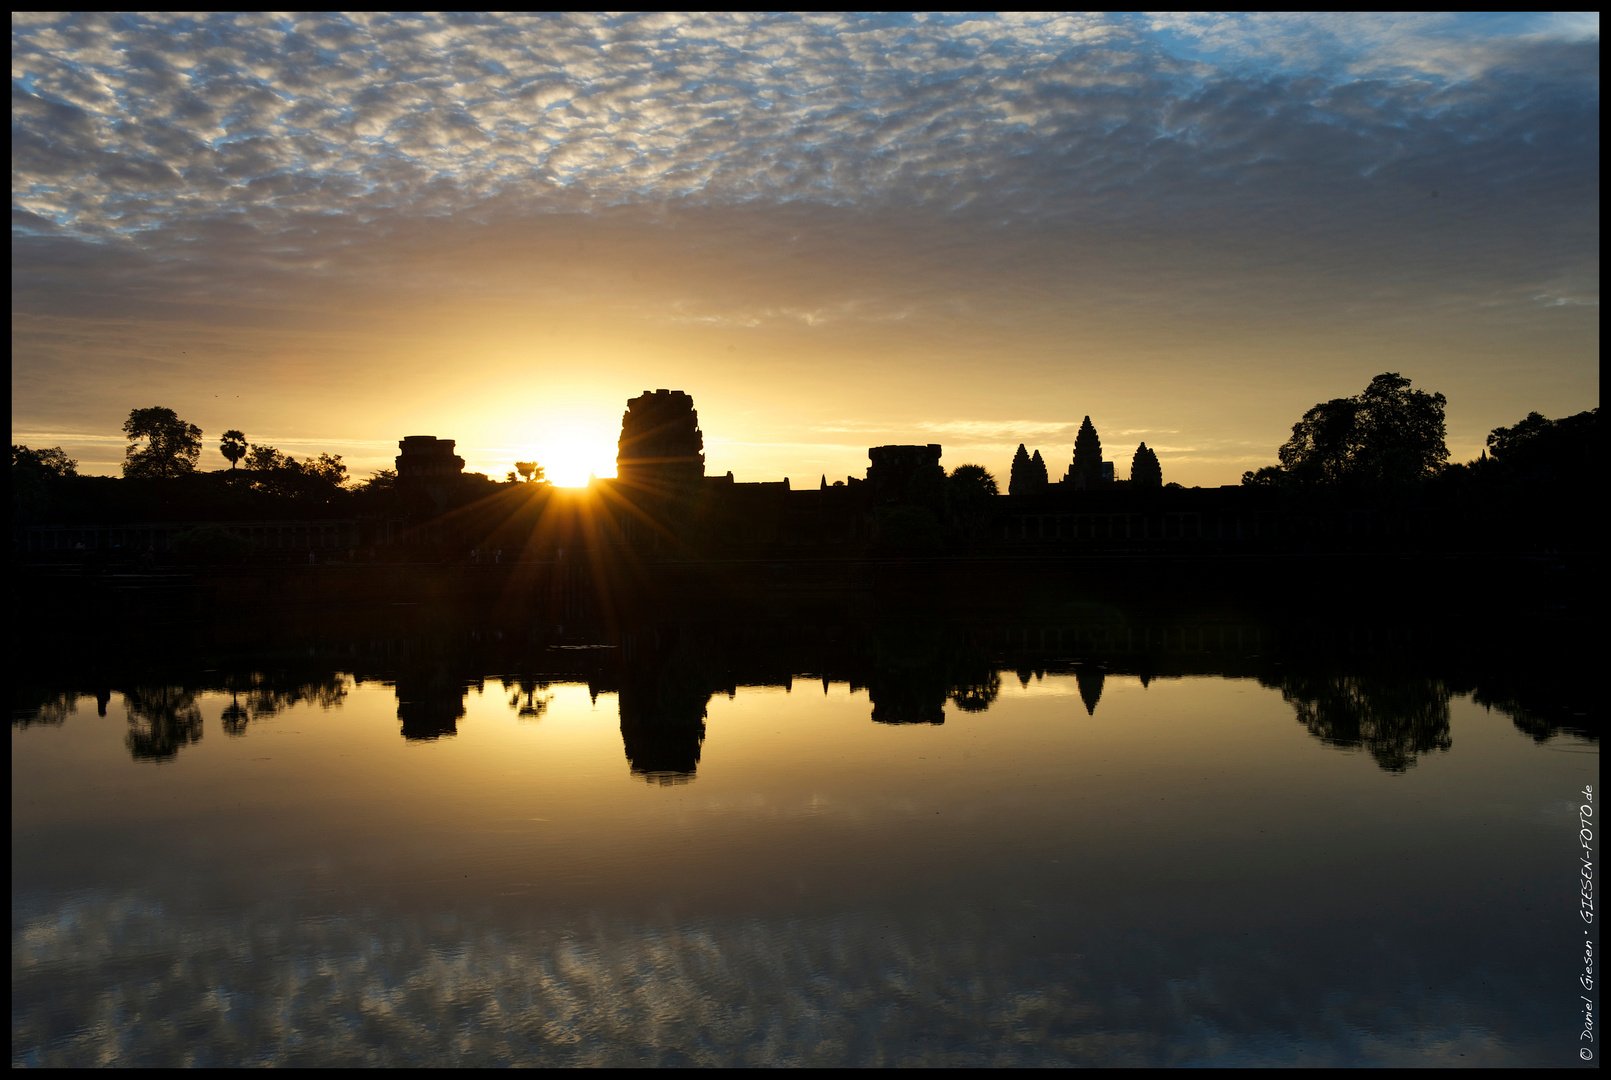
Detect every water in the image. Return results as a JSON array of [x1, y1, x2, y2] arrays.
[[10, 599, 1600, 1066]]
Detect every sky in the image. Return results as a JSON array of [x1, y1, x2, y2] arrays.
[[11, 12, 1600, 487]]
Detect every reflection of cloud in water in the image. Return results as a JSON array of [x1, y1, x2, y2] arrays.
[[12, 892, 1533, 1067]]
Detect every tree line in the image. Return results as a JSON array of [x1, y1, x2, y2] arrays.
[[13, 384, 1596, 548], [13, 405, 552, 507], [1240, 371, 1597, 498]]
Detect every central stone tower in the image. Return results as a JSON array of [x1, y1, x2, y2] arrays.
[[867, 444, 942, 504], [395, 435, 465, 511], [616, 389, 705, 492]]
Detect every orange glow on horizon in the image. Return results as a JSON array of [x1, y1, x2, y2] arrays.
[[463, 412, 619, 487], [539, 443, 617, 488]]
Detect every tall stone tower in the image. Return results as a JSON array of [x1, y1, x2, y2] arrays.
[[1131, 442, 1163, 488], [616, 390, 705, 492], [867, 444, 942, 504], [395, 435, 465, 511], [1008, 444, 1034, 495], [1065, 416, 1109, 490]]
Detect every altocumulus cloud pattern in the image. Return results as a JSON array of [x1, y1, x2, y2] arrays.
[[12, 12, 1600, 241]]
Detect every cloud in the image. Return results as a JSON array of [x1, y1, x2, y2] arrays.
[[13, 14, 1596, 330], [9, 13, 1598, 487], [12, 14, 1598, 248]]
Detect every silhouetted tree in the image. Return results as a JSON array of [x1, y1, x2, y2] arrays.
[[513, 461, 545, 483], [1278, 397, 1359, 486], [220, 429, 247, 470], [1130, 442, 1162, 488], [11, 445, 76, 526], [1241, 465, 1286, 487], [122, 407, 202, 479], [948, 464, 998, 541], [1068, 416, 1104, 489], [361, 468, 398, 491], [12, 445, 78, 478], [1029, 449, 1049, 489], [242, 444, 347, 500], [1486, 407, 1597, 482], [244, 443, 294, 472], [242, 443, 300, 499], [950, 463, 997, 499], [1276, 372, 1447, 489], [1009, 444, 1034, 495], [1355, 372, 1448, 484], [301, 452, 347, 488]]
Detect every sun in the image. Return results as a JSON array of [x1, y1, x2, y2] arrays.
[[528, 420, 618, 487]]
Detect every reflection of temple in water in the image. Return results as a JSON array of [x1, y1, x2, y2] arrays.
[[394, 665, 469, 741], [24, 575, 1587, 774], [617, 680, 708, 784], [869, 669, 946, 725], [1074, 667, 1105, 716], [613, 626, 713, 784]]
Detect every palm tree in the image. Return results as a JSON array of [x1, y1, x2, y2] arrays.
[[220, 429, 247, 470]]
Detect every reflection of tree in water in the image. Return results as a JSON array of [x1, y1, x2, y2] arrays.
[[219, 672, 348, 736], [221, 699, 249, 736], [123, 686, 204, 761], [1074, 667, 1106, 716], [1471, 680, 1597, 745], [12, 690, 78, 729], [1270, 672, 1452, 772], [502, 677, 552, 720], [950, 670, 1000, 713]]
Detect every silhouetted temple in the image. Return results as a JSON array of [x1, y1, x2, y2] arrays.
[[16, 389, 1460, 563], [867, 444, 942, 504], [344, 390, 1347, 560], [617, 390, 705, 493], [397, 435, 465, 513], [396, 436, 465, 479]]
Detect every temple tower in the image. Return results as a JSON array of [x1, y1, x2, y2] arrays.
[[1065, 416, 1111, 490], [867, 444, 942, 504], [395, 435, 464, 510], [617, 390, 705, 494]]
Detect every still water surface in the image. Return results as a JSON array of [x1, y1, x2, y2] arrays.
[[12, 660, 1595, 1065]]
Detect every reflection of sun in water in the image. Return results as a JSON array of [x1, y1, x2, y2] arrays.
[[531, 420, 617, 487]]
